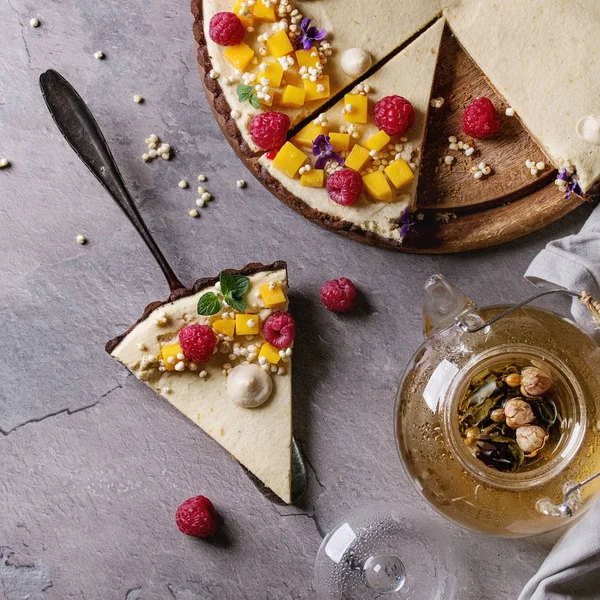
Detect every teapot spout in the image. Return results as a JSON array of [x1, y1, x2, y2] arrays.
[[423, 274, 476, 338]]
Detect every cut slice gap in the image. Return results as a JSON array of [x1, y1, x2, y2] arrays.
[[106, 262, 294, 504], [255, 18, 445, 248], [416, 26, 555, 212]]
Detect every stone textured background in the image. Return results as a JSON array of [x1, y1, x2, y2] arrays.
[[1, 0, 595, 598]]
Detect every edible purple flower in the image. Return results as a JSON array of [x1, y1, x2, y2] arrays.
[[399, 207, 415, 238], [557, 168, 583, 200], [312, 134, 344, 169], [296, 18, 327, 51]]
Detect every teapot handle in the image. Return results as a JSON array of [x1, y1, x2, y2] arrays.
[[456, 289, 584, 333]]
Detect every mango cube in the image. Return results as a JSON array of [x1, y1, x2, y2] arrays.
[[260, 94, 274, 107], [365, 130, 391, 152], [161, 341, 184, 372], [345, 144, 371, 172], [259, 61, 284, 87], [279, 84, 305, 108], [252, 0, 276, 22], [235, 313, 260, 335], [224, 43, 255, 71], [272, 142, 306, 178], [384, 159, 415, 190], [303, 76, 330, 101], [300, 169, 325, 188], [212, 319, 236, 337], [293, 123, 328, 148], [233, 0, 255, 27], [295, 48, 320, 69], [266, 30, 293, 58], [282, 68, 303, 88], [362, 171, 394, 201], [259, 281, 287, 307], [328, 132, 351, 152], [259, 342, 282, 365], [343, 93, 368, 124]]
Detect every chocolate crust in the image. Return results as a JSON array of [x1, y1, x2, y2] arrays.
[[105, 260, 288, 355], [190, 0, 406, 252]]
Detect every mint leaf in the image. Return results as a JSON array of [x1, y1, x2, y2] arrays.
[[236, 83, 254, 102], [220, 272, 249, 296], [197, 292, 221, 315], [249, 94, 261, 109], [224, 292, 246, 313]]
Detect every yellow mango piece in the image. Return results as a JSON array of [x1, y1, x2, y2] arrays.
[[161, 341, 184, 372], [224, 43, 255, 71], [365, 130, 391, 152], [279, 84, 306, 108], [384, 159, 415, 190], [233, 0, 255, 27], [259, 61, 284, 87], [235, 313, 260, 335], [345, 144, 371, 172], [362, 171, 394, 201], [212, 319, 236, 337], [303, 76, 330, 102], [252, 0, 276, 22], [272, 142, 307, 178], [293, 123, 328, 148], [295, 48, 320, 69], [259, 342, 281, 365], [260, 94, 274, 107], [328, 132, 351, 152], [343, 93, 368, 124], [282, 68, 303, 88], [300, 169, 325, 188], [266, 30, 293, 58], [259, 281, 287, 307]]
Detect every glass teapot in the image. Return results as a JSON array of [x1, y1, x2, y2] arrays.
[[395, 275, 600, 537]]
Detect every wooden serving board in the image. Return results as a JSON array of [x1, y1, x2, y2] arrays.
[[192, 8, 587, 253]]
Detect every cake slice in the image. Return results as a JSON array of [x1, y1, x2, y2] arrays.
[[106, 262, 294, 504], [194, 0, 442, 155], [256, 18, 445, 248]]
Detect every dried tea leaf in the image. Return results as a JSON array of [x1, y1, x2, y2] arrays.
[[507, 443, 525, 471], [461, 396, 498, 426], [468, 378, 499, 407]]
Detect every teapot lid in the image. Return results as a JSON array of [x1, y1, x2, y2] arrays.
[[422, 275, 475, 338]]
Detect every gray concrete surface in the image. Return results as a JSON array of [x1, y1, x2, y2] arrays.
[[1, 0, 596, 598]]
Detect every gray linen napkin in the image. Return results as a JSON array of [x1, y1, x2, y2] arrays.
[[525, 205, 600, 338], [518, 499, 600, 600], [522, 205, 600, 599]]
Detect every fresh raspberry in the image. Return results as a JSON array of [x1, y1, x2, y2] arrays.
[[178, 324, 217, 363], [462, 97, 500, 139], [249, 112, 290, 151], [320, 278, 358, 313], [264, 149, 278, 160], [208, 12, 245, 46], [326, 168, 363, 206], [374, 95, 415, 136], [263, 311, 296, 349], [175, 496, 218, 538]]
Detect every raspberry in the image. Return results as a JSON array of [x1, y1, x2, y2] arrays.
[[179, 324, 217, 363], [326, 168, 363, 206], [249, 112, 290, 151], [320, 278, 358, 313], [374, 95, 415, 136], [175, 496, 218, 538], [263, 312, 296, 349], [208, 12, 245, 46], [462, 97, 500, 139]]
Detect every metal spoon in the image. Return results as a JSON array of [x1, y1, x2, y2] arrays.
[[39, 68, 307, 505]]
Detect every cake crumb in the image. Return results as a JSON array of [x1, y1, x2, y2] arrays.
[[76, 234, 87, 245], [94, 51, 105, 60]]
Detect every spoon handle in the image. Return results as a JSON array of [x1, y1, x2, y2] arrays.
[[39, 69, 185, 293]]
